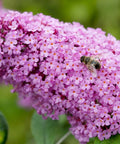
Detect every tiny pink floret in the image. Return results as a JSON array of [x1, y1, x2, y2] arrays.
[[1, 8, 120, 143]]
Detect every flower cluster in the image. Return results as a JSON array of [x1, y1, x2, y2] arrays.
[[1, 8, 120, 144]]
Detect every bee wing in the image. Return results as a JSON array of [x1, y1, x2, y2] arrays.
[[87, 64, 97, 77], [91, 55, 100, 61], [93, 52, 110, 60]]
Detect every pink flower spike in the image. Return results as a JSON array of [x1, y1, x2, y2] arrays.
[[1, 8, 120, 144]]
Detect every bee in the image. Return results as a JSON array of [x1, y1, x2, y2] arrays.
[[80, 55, 101, 77]]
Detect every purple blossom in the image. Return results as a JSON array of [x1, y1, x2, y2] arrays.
[[1, 8, 120, 143], [8, 20, 18, 30], [4, 38, 17, 47]]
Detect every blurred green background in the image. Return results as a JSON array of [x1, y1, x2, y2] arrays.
[[3, 0, 120, 39], [1, 0, 120, 144]]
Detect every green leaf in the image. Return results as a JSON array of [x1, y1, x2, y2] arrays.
[[31, 112, 69, 144], [0, 112, 8, 144], [93, 134, 120, 144], [87, 137, 95, 144]]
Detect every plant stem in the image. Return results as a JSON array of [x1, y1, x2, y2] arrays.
[[56, 131, 71, 144]]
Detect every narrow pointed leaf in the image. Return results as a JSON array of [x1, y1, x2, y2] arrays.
[[0, 112, 8, 144]]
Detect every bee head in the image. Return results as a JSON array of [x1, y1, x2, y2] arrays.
[[80, 56, 85, 63], [95, 62, 101, 70]]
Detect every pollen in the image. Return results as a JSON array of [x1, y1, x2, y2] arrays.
[[90, 77, 92, 80], [104, 93, 107, 95], [117, 106, 120, 109], [76, 77, 78, 80], [114, 73, 117, 76], [103, 81, 106, 83], [102, 133, 105, 136], [95, 50, 98, 53], [10, 41, 13, 44], [104, 64, 106, 66], [65, 51, 68, 53], [97, 76, 100, 79], [114, 113, 117, 116], [11, 73, 14, 75], [100, 119, 103, 123], [44, 50, 46, 53], [85, 84, 88, 87], [96, 131, 99, 133]]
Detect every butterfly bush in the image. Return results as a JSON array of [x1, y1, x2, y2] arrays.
[[1, 8, 120, 144]]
